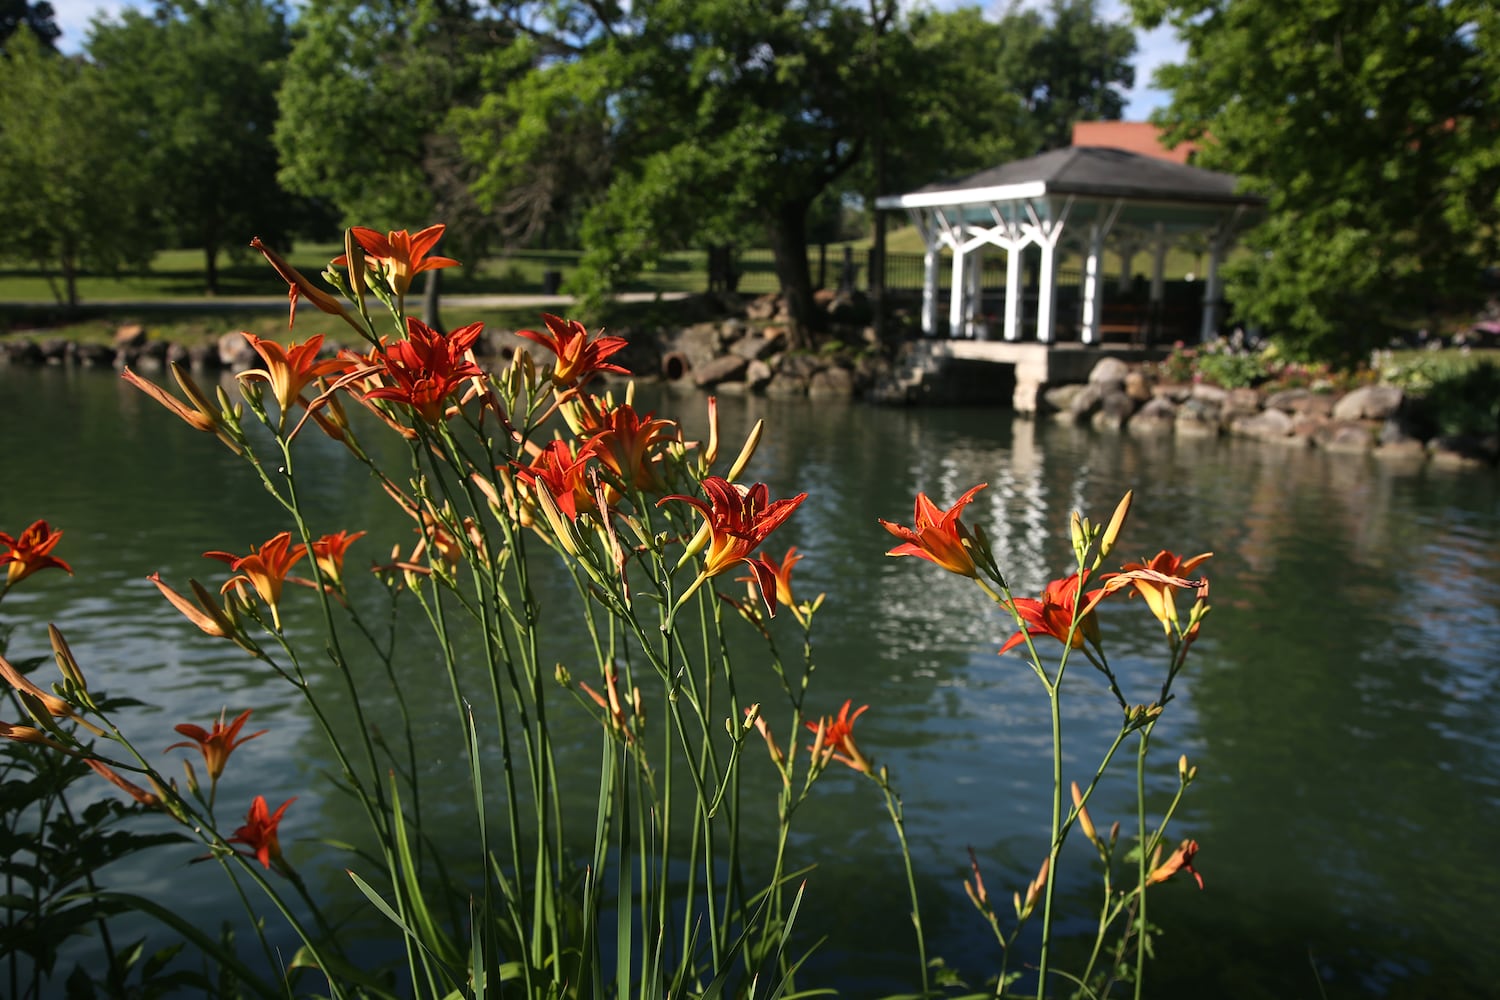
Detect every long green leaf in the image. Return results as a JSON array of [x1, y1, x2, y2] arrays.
[[89, 891, 281, 1000]]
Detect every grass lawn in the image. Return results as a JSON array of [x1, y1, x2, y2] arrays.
[[0, 225, 1229, 347]]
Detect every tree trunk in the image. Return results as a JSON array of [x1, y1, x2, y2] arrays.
[[204, 245, 220, 297], [422, 264, 444, 332], [61, 241, 79, 314], [767, 200, 816, 351]]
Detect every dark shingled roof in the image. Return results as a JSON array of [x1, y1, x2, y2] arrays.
[[913, 146, 1263, 206]]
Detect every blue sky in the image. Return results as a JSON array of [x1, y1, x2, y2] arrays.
[[48, 0, 1181, 119]]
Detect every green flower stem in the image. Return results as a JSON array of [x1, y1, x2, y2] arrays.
[[878, 773, 930, 997]]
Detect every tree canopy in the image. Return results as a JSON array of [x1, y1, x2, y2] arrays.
[[0, 0, 58, 52], [1135, 0, 1500, 357], [89, 0, 297, 294], [453, 0, 1136, 341], [0, 27, 154, 308]]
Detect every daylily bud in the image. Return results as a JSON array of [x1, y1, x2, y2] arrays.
[[48, 625, 87, 692], [1070, 510, 1087, 561], [1100, 490, 1132, 558], [1016, 856, 1049, 920], [1178, 754, 1198, 783], [702, 396, 720, 471], [1070, 780, 1099, 846], [555, 663, 572, 686], [0, 721, 72, 751], [725, 420, 764, 481], [343, 227, 367, 299]]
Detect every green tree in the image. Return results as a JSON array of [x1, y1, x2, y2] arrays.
[[458, 1, 922, 344], [1, 0, 58, 51], [88, 0, 295, 295], [0, 28, 154, 309], [1134, 0, 1500, 357], [274, 0, 503, 247], [997, 0, 1137, 152]]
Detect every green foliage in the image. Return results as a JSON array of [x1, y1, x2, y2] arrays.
[[1135, 0, 1500, 360], [996, 0, 1137, 153], [0, 0, 58, 51], [274, 0, 505, 254], [87, 0, 298, 294], [0, 28, 156, 308], [1382, 356, 1500, 437]]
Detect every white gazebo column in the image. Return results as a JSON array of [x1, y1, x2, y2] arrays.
[[921, 244, 940, 336], [1024, 197, 1071, 344], [1150, 222, 1167, 341], [948, 244, 969, 338], [1200, 207, 1245, 342], [1036, 239, 1059, 344], [1002, 239, 1025, 341], [1080, 224, 1106, 345], [1117, 239, 1137, 292], [1080, 202, 1122, 345], [1199, 240, 1223, 341], [966, 248, 985, 338]]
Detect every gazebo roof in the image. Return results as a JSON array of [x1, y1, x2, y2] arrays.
[[875, 146, 1265, 234]]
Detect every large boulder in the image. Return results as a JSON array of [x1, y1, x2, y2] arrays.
[[1230, 407, 1295, 441], [807, 366, 855, 399], [691, 353, 748, 389], [1088, 356, 1131, 386], [1332, 385, 1403, 421], [1127, 396, 1178, 434], [218, 331, 257, 371]]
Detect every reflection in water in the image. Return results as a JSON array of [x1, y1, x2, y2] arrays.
[[3, 368, 1498, 998]]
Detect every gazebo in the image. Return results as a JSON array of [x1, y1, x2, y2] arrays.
[[875, 146, 1265, 344]]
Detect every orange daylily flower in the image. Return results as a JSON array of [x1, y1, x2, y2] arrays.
[[880, 484, 987, 578], [659, 477, 806, 616], [250, 236, 360, 331], [516, 313, 630, 388], [304, 530, 367, 589], [229, 795, 295, 872], [998, 571, 1106, 655], [1112, 550, 1212, 630], [804, 699, 872, 774], [512, 439, 600, 522], [165, 708, 266, 783], [335, 224, 459, 298], [742, 547, 803, 610], [1, 520, 72, 587], [582, 401, 679, 496], [1147, 838, 1204, 889], [205, 533, 306, 628], [361, 318, 485, 424], [238, 333, 348, 429]]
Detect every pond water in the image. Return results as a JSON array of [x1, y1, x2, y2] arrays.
[[3, 363, 1499, 999]]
